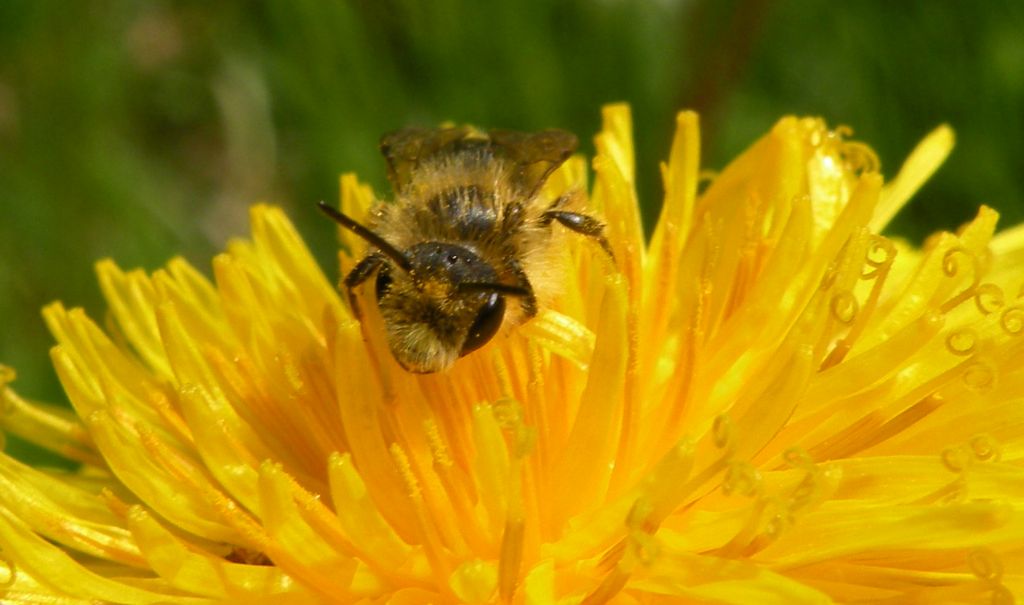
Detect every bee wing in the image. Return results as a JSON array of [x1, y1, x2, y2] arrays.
[[488, 129, 578, 198], [380, 127, 475, 193], [381, 127, 578, 198]]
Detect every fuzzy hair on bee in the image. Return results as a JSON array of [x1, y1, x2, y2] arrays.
[[318, 126, 614, 374]]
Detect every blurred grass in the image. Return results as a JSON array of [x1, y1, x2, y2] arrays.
[[1, 1, 1022, 463]]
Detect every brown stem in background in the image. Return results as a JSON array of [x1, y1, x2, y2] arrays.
[[679, 0, 772, 146]]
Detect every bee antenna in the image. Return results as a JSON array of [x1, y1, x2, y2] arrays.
[[317, 201, 413, 273], [457, 282, 531, 297]]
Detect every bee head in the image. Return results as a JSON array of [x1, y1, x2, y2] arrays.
[[317, 202, 526, 373], [374, 242, 519, 373]]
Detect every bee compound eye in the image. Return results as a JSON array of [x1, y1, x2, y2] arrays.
[[375, 265, 393, 300], [460, 293, 506, 356]]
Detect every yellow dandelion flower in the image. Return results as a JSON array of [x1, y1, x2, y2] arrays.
[[2, 104, 1023, 604]]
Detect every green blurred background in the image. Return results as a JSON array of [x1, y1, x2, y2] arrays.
[[1, 1, 1022, 463]]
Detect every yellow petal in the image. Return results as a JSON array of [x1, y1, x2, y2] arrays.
[[872, 124, 955, 231]]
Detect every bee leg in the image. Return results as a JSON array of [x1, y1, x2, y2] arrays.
[[506, 258, 538, 318], [343, 253, 385, 319], [541, 210, 615, 261], [545, 192, 574, 211]]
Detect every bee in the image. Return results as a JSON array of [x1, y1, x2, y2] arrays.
[[318, 126, 613, 373]]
